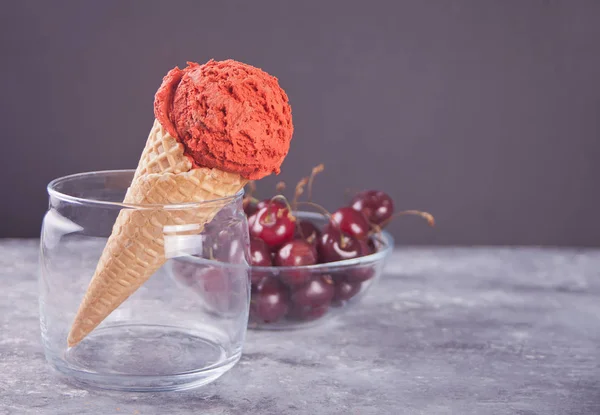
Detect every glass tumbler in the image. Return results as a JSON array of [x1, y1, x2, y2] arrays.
[[40, 170, 250, 391]]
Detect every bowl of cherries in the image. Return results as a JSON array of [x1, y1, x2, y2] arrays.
[[242, 167, 433, 329], [170, 166, 433, 329]]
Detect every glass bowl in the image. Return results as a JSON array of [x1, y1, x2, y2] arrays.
[[39, 170, 250, 392], [171, 212, 394, 330]]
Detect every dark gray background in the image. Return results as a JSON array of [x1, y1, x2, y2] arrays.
[[1, 0, 599, 245]]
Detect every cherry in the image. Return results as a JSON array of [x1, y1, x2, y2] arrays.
[[195, 266, 233, 311], [243, 198, 259, 216], [250, 278, 289, 323], [351, 190, 394, 227], [171, 265, 240, 313], [250, 237, 272, 267], [291, 275, 334, 307], [331, 207, 370, 241], [367, 237, 377, 253], [318, 225, 370, 263], [211, 230, 246, 264], [249, 237, 272, 284], [275, 239, 317, 286], [333, 280, 362, 303], [294, 220, 321, 254], [288, 304, 329, 321], [343, 240, 376, 283], [248, 204, 296, 249], [345, 266, 375, 283], [275, 239, 317, 267]]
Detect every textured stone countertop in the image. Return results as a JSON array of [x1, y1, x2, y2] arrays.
[[1, 239, 599, 414]]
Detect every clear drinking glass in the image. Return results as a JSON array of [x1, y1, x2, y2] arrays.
[[39, 170, 250, 391]]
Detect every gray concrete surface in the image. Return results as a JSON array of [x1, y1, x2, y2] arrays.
[[1, 240, 599, 414]]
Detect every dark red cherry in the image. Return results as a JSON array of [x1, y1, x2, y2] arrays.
[[256, 198, 287, 211], [248, 204, 296, 249], [291, 275, 334, 307], [351, 190, 394, 227], [333, 280, 362, 303], [331, 207, 370, 240], [275, 239, 317, 286], [294, 220, 321, 254], [288, 304, 329, 321], [212, 230, 246, 264], [249, 237, 272, 284], [318, 225, 370, 263], [367, 237, 377, 253], [345, 266, 375, 283], [250, 278, 289, 323], [275, 239, 317, 267], [243, 198, 259, 216], [250, 237, 272, 267], [187, 266, 234, 312]]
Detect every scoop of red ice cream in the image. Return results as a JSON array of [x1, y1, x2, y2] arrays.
[[154, 60, 293, 180]]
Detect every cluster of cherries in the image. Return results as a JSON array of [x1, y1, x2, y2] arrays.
[[243, 166, 433, 325]]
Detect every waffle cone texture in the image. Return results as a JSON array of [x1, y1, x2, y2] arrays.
[[67, 120, 247, 347]]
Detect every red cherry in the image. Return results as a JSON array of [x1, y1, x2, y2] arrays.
[[333, 280, 362, 303], [318, 225, 370, 263], [345, 266, 375, 283], [248, 204, 296, 249], [243, 198, 259, 216], [275, 239, 317, 286], [351, 190, 394, 227], [250, 278, 289, 323], [344, 240, 375, 282], [294, 220, 321, 255], [331, 207, 370, 240], [367, 237, 377, 253], [291, 275, 334, 307], [288, 304, 329, 321], [275, 239, 317, 267], [172, 266, 234, 312], [249, 237, 272, 285], [195, 267, 233, 311], [211, 230, 246, 264], [256, 198, 287, 211], [250, 237, 272, 267]]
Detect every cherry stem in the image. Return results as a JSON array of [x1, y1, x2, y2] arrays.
[[264, 195, 296, 224], [297, 225, 306, 240], [295, 201, 333, 223], [380, 210, 435, 229], [295, 201, 348, 248], [366, 233, 387, 254], [371, 234, 385, 248], [368, 221, 383, 237], [307, 164, 324, 202], [244, 195, 260, 204], [292, 177, 309, 211]]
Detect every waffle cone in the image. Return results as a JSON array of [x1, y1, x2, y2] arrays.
[[67, 120, 247, 347]]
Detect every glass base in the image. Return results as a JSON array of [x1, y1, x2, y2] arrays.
[[46, 324, 241, 392]]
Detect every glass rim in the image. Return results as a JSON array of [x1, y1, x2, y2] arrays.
[[178, 212, 395, 271], [47, 169, 245, 210]]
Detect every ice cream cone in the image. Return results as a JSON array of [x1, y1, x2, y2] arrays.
[[67, 120, 247, 347]]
